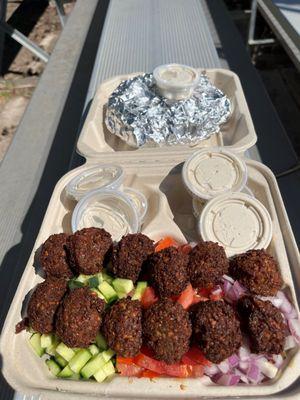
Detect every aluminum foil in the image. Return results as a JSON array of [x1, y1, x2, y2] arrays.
[[105, 73, 231, 147]]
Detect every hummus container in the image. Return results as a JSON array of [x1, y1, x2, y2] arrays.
[[71, 189, 139, 241], [66, 164, 124, 201], [153, 63, 199, 100], [123, 187, 148, 223], [192, 186, 254, 218], [199, 192, 273, 257], [183, 148, 247, 201]]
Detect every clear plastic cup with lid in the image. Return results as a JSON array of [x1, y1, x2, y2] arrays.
[[123, 187, 148, 223], [198, 192, 273, 257], [71, 189, 139, 242], [182, 148, 248, 202], [153, 64, 199, 101], [66, 164, 124, 201]]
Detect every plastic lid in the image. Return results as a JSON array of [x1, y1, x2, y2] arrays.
[[192, 186, 254, 218], [199, 192, 273, 257], [66, 164, 124, 201], [72, 189, 139, 241], [153, 64, 199, 100], [123, 187, 148, 222], [183, 148, 247, 201]]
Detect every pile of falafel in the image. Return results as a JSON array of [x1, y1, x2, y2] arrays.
[[17, 226, 286, 370]]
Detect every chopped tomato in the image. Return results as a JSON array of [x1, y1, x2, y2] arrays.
[[140, 370, 161, 378], [184, 347, 211, 366], [117, 362, 143, 377], [155, 237, 179, 252], [189, 364, 204, 377], [141, 287, 158, 309], [192, 294, 208, 304], [181, 355, 197, 366], [197, 288, 212, 297], [177, 284, 195, 310], [164, 364, 190, 378], [134, 354, 165, 374], [116, 356, 135, 364], [180, 244, 192, 254]]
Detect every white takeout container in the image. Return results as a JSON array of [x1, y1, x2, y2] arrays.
[[71, 189, 140, 241], [199, 192, 273, 257], [153, 63, 200, 100], [76, 69, 257, 158], [1, 150, 300, 399], [66, 164, 124, 201], [182, 148, 247, 201]]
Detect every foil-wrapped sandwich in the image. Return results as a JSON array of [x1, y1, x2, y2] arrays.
[[105, 73, 231, 148]]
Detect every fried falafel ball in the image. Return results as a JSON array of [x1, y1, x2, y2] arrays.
[[237, 296, 286, 354], [67, 227, 112, 275], [229, 249, 283, 296], [188, 241, 229, 289], [148, 247, 189, 297], [102, 298, 142, 357], [191, 300, 242, 363], [110, 233, 154, 283], [26, 276, 68, 334], [55, 287, 105, 348], [39, 233, 73, 279], [143, 299, 192, 364]]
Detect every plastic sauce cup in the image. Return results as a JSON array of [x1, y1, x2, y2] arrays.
[[198, 192, 273, 257], [182, 148, 247, 201], [72, 189, 139, 242], [66, 164, 124, 201], [123, 187, 148, 223], [153, 64, 199, 100]]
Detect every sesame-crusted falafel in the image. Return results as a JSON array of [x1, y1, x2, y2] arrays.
[[55, 287, 105, 348], [102, 298, 142, 357], [237, 296, 286, 354], [229, 249, 282, 296], [143, 299, 192, 364], [67, 227, 112, 275], [148, 247, 189, 297], [191, 300, 242, 363], [110, 233, 154, 283]]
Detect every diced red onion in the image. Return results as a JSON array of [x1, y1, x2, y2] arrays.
[[215, 373, 241, 386], [218, 360, 230, 374], [272, 354, 283, 368], [284, 334, 297, 350], [238, 346, 251, 361], [222, 274, 235, 284], [190, 242, 197, 248], [204, 364, 219, 377], [228, 354, 239, 368], [258, 296, 283, 309], [247, 363, 263, 384], [288, 319, 300, 343], [234, 368, 249, 383], [232, 281, 246, 298], [257, 358, 278, 379], [211, 286, 223, 296], [238, 361, 249, 372]]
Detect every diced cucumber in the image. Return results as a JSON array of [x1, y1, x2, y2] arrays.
[[88, 276, 100, 288], [98, 281, 118, 303], [29, 333, 44, 357], [102, 360, 115, 377], [95, 333, 108, 350], [45, 359, 61, 376], [77, 274, 90, 283], [90, 288, 106, 301], [132, 281, 148, 300], [56, 343, 75, 362], [55, 354, 68, 368], [69, 373, 80, 380], [116, 292, 127, 299], [46, 336, 60, 356], [58, 365, 73, 378], [68, 279, 84, 290], [69, 349, 92, 374], [93, 361, 115, 383], [80, 354, 106, 379], [41, 333, 54, 348], [102, 270, 113, 284], [112, 278, 134, 296], [89, 344, 100, 356], [101, 349, 115, 363]]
